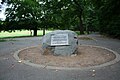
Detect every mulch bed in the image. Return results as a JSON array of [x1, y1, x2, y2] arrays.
[[18, 45, 115, 68]]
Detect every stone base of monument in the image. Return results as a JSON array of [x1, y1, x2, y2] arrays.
[[16, 45, 119, 69]]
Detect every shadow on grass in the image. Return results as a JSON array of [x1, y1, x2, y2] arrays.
[[0, 35, 43, 39], [0, 39, 7, 42]]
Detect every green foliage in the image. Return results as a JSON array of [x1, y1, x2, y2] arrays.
[[0, 0, 120, 38], [3, 0, 42, 36], [82, 0, 99, 33], [90, 0, 120, 38], [0, 21, 3, 31], [100, 0, 120, 38], [39, 0, 85, 34], [1, 0, 96, 35]]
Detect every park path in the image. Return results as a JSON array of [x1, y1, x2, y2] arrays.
[[0, 34, 120, 80]]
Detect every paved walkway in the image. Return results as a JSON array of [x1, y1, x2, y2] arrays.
[[0, 34, 120, 80]]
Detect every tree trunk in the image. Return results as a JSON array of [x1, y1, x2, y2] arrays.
[[30, 30, 32, 36], [33, 28, 37, 36], [43, 27, 46, 35], [79, 15, 84, 34], [73, 0, 84, 34]]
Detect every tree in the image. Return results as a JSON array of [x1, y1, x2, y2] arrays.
[[91, 0, 120, 38], [3, 0, 119, 38], [2, 0, 94, 35], [82, 0, 99, 34], [40, 0, 86, 34], [3, 0, 42, 36], [0, 20, 4, 31]]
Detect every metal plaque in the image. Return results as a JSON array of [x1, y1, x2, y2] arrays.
[[51, 34, 69, 46]]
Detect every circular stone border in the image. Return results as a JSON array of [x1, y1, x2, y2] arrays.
[[13, 45, 120, 70]]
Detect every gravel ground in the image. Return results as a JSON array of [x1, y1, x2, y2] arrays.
[[0, 34, 120, 80], [19, 45, 116, 68]]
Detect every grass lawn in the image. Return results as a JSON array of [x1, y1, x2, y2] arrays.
[[0, 30, 81, 39], [0, 30, 81, 42], [0, 30, 52, 38]]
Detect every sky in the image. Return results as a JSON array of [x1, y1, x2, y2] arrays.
[[0, 0, 7, 20]]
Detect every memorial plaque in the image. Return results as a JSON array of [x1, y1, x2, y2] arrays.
[[51, 34, 69, 46]]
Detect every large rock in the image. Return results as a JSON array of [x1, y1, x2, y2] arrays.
[[41, 30, 78, 56]]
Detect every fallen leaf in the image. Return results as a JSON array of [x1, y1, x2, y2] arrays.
[[71, 54, 77, 57], [18, 60, 22, 63], [8, 64, 15, 69], [92, 69, 95, 72], [92, 73, 96, 77], [55, 70, 58, 72]]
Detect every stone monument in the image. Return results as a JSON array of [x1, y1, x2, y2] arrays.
[[41, 30, 78, 56]]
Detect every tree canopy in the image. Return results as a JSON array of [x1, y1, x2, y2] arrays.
[[2, 0, 42, 36], [91, 0, 120, 38], [0, 0, 120, 38]]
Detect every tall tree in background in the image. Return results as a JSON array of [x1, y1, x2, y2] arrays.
[[1, 0, 119, 38], [2, 0, 91, 35], [72, 0, 84, 34], [3, 0, 41, 36], [41, 0, 86, 34], [83, 0, 99, 34], [91, 0, 120, 38]]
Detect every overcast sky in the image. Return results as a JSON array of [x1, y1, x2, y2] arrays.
[[0, 0, 7, 20]]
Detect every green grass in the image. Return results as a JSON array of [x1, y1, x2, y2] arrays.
[[75, 31, 80, 35], [0, 30, 81, 41], [0, 30, 52, 39]]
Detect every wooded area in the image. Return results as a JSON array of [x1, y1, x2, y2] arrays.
[[0, 0, 120, 38]]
